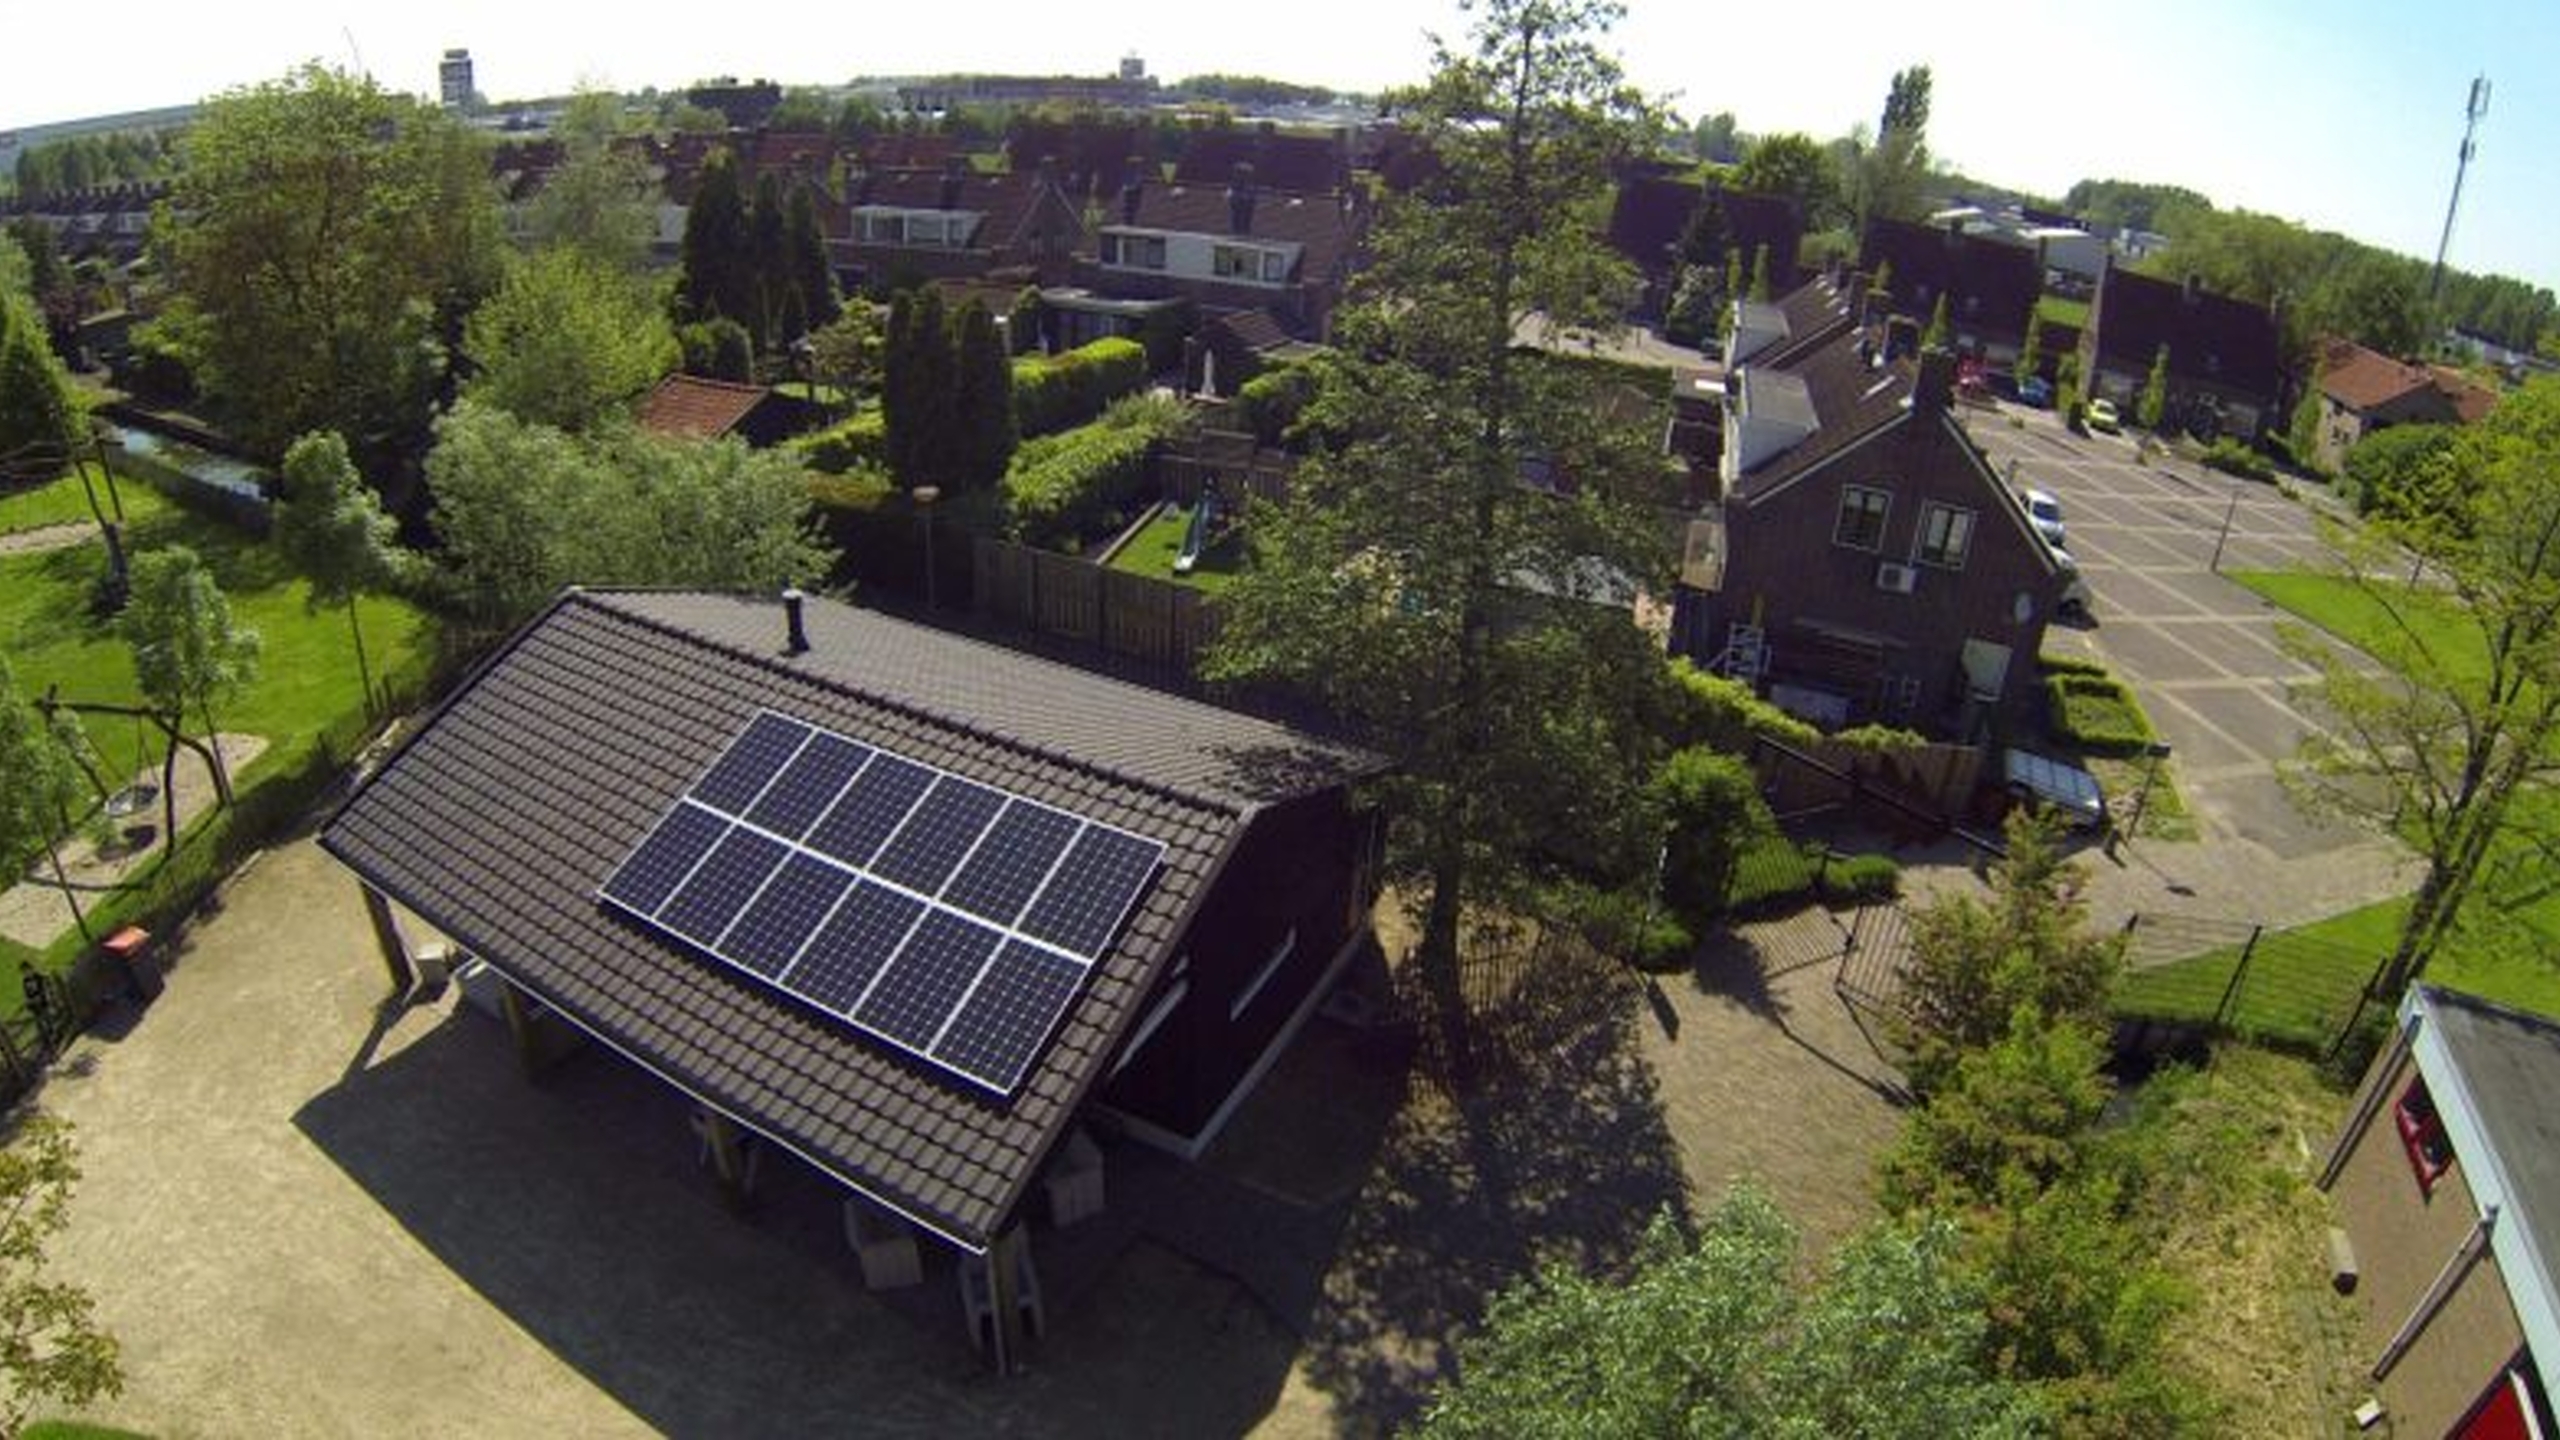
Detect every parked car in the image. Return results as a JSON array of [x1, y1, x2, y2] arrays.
[[2017, 375, 2053, 408], [2020, 487, 2067, 549], [2002, 747, 2107, 830], [2047, 545, 2093, 617], [2086, 397, 2122, 434]]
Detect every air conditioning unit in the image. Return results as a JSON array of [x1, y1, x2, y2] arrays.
[[1875, 561, 1918, 595]]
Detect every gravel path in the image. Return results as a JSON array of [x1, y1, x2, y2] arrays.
[[0, 733, 268, 948]]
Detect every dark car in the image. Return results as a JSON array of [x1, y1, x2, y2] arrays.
[[2018, 375, 2054, 408]]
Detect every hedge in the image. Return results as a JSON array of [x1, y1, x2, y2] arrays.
[[1012, 337, 1148, 439], [788, 410, 887, 476], [1237, 363, 1318, 448], [2045, 670, 2155, 756], [1665, 659, 1923, 756], [2201, 437, 2274, 482], [1004, 422, 1157, 551]]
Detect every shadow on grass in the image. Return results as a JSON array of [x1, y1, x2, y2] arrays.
[[1294, 935, 1691, 1434]]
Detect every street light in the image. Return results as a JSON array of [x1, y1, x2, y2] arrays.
[[2208, 466, 2239, 573], [913, 485, 941, 610]]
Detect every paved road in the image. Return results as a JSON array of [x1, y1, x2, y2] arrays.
[[1959, 408, 2415, 921]]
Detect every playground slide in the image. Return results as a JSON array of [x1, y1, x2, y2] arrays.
[[1174, 487, 1222, 574]]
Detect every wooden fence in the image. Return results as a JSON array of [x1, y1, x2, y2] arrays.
[[971, 536, 1219, 673]]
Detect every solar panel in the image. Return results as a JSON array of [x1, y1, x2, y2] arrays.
[[599, 709, 1167, 1094]]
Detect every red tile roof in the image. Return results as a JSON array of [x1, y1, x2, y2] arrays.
[[2317, 337, 2434, 411], [634, 375, 771, 439]]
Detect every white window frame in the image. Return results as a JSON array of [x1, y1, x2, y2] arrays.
[[1835, 484, 1891, 551], [1228, 927, 1299, 1020], [1915, 502, 1975, 570]]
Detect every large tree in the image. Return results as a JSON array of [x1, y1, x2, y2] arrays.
[[524, 88, 658, 272], [2287, 376, 2560, 998], [1414, 1189, 2040, 1438], [154, 64, 503, 480], [947, 300, 1016, 492], [678, 148, 754, 329], [0, 243, 79, 461], [1730, 131, 1840, 231], [463, 247, 678, 433], [1206, 0, 1677, 1069], [123, 546, 261, 809], [785, 182, 841, 336], [880, 287, 955, 492], [276, 431, 407, 717], [426, 400, 825, 626], [1850, 64, 1934, 235]]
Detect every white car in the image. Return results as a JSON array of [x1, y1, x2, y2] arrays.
[[2048, 544, 2093, 617], [2020, 487, 2067, 549]]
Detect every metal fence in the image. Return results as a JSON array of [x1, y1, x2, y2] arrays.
[[2113, 910, 2383, 1056]]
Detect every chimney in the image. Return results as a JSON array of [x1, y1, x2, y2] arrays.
[[1121, 158, 1146, 224], [1228, 162, 1256, 234], [782, 588, 809, 655], [1913, 347, 1954, 417], [940, 156, 964, 210], [1845, 271, 1869, 327], [2183, 272, 2200, 305]]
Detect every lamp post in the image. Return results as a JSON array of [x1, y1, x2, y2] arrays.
[[913, 485, 941, 610], [2127, 740, 2173, 837], [2208, 468, 2239, 573]]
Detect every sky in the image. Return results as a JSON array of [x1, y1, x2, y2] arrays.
[[6, 0, 2554, 292]]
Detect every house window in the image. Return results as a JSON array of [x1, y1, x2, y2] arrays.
[[1212, 244, 1267, 281], [1229, 927, 1299, 1020], [2394, 1078, 2454, 1195], [1835, 485, 1890, 550], [1916, 503, 1975, 569], [1261, 251, 1289, 283], [1105, 233, 1167, 270]]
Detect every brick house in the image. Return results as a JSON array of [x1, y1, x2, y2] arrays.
[[1858, 217, 2040, 367], [2310, 336, 2500, 472], [322, 590, 1385, 1357], [1603, 169, 1804, 323], [2320, 985, 2557, 1437], [2079, 265, 2284, 441], [832, 161, 1087, 289], [1070, 173, 1363, 342], [1674, 278, 2070, 736]]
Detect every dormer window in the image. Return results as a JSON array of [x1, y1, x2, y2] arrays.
[[1103, 232, 1168, 271]]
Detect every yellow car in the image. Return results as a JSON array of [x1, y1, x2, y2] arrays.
[[2086, 397, 2122, 434]]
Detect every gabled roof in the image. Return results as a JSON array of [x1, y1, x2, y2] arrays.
[[633, 375, 771, 440], [1103, 183, 1358, 281], [1004, 117, 1150, 196], [322, 590, 1379, 1250], [2403, 985, 2560, 1392], [1172, 128, 1348, 194], [2316, 336, 2433, 410], [2088, 266, 2282, 399], [1603, 175, 1803, 287], [1730, 326, 1917, 502], [1859, 217, 2039, 341], [843, 166, 1080, 253]]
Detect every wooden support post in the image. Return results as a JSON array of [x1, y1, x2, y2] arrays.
[[695, 1109, 755, 1214], [361, 885, 416, 996], [495, 981, 549, 1082], [986, 1225, 1025, 1376]]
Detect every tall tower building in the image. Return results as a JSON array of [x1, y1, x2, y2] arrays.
[[440, 49, 475, 110]]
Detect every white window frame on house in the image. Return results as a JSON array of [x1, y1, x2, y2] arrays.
[[1101, 230, 1169, 271], [1835, 484, 1891, 551], [1915, 502, 1975, 570], [1261, 250, 1289, 283], [1229, 927, 1299, 1020]]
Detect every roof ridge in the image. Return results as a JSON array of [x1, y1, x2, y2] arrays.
[[578, 591, 1253, 820]]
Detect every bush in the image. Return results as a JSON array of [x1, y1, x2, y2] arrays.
[[789, 410, 887, 475], [1819, 852, 1901, 904], [1725, 834, 1820, 915], [2200, 437, 2274, 482], [1003, 395, 1186, 550], [2045, 671, 2154, 757], [678, 318, 754, 383], [1655, 746, 1770, 925], [1011, 337, 1148, 439], [2036, 652, 2110, 678], [804, 465, 894, 513], [1545, 881, 1694, 972], [1236, 363, 1318, 448]]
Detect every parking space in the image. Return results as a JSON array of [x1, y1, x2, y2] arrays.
[[1961, 408, 2372, 870]]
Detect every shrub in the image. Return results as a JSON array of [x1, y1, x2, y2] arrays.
[[1011, 337, 1148, 438], [1818, 852, 1900, 904], [2036, 652, 2110, 678], [1725, 834, 1820, 915], [1003, 395, 1186, 550], [1237, 363, 1318, 448], [678, 318, 754, 382], [1666, 659, 1818, 752], [2045, 671, 2153, 756], [1655, 746, 1770, 925], [2200, 437, 2273, 482], [789, 410, 888, 475], [1545, 881, 1694, 972], [804, 465, 894, 513]]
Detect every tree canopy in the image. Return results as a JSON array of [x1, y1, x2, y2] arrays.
[[524, 89, 659, 271], [123, 546, 261, 805], [0, 1117, 123, 1432], [1731, 132, 1840, 231], [0, 236, 80, 462], [463, 247, 678, 434], [278, 431, 407, 713], [1207, 0, 1677, 1069], [154, 64, 503, 480]]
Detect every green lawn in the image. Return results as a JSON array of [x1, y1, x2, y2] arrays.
[[1, 464, 169, 537], [2035, 294, 2090, 330], [1105, 503, 1252, 596], [2229, 570, 2488, 689], [2112, 571, 2560, 1029], [2, 499, 435, 975]]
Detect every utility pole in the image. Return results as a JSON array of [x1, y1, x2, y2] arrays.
[[2429, 75, 2490, 307]]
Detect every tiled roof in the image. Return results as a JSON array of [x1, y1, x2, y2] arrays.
[[2088, 267, 2282, 399], [1731, 288, 1918, 501], [1859, 217, 2039, 341], [842, 166, 1078, 254], [633, 375, 770, 440], [1203, 308, 1299, 354], [2430, 366, 2499, 424], [1004, 118, 1150, 196], [1172, 128, 1348, 194], [1107, 183, 1358, 281], [322, 590, 1379, 1249], [2317, 337, 2432, 410], [1604, 176, 1804, 288]]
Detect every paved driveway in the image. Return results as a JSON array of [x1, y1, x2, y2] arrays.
[[1959, 409, 2414, 919]]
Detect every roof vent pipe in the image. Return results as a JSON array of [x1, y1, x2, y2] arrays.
[[783, 588, 809, 654]]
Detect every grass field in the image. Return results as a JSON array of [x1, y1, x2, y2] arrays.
[[2110, 571, 2560, 1029], [1105, 503, 1251, 595], [1, 465, 169, 537], [2230, 569, 2488, 689], [2, 497, 435, 980]]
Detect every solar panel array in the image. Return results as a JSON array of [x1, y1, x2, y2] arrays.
[[599, 711, 1165, 1095]]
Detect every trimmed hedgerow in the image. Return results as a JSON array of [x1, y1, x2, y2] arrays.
[[1011, 337, 1148, 439]]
